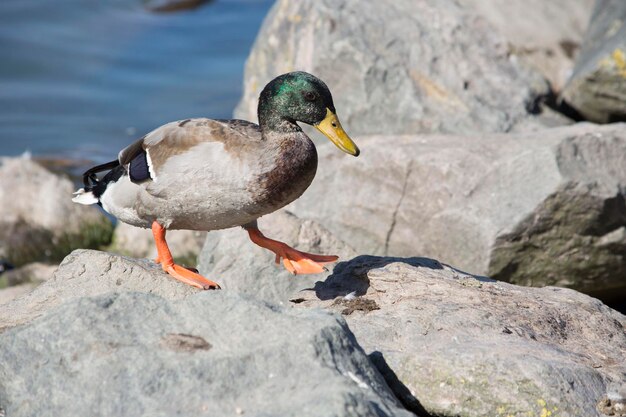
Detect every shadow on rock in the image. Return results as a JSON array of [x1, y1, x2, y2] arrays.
[[369, 351, 432, 417], [309, 255, 444, 301]]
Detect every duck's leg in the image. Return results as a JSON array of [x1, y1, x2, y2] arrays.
[[152, 221, 220, 290], [153, 255, 198, 273], [245, 224, 338, 275]]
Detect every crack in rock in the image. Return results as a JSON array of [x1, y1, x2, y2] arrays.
[[384, 162, 413, 255]]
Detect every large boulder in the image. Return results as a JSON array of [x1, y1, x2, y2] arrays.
[[0, 284, 37, 307], [0, 249, 198, 332], [0, 155, 113, 266], [286, 123, 626, 301], [561, 0, 626, 123], [236, 0, 554, 136], [0, 262, 57, 305], [0, 262, 56, 288], [198, 210, 357, 304], [457, 0, 594, 91], [295, 256, 626, 417], [0, 290, 412, 417]]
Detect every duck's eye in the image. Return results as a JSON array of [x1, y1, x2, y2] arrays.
[[303, 91, 316, 102]]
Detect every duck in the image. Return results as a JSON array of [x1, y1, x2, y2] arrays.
[[73, 71, 359, 290]]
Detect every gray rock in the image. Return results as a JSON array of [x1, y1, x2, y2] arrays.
[[458, 0, 594, 91], [0, 290, 412, 417], [236, 0, 557, 136], [0, 261, 57, 307], [561, 0, 626, 123], [109, 221, 205, 266], [287, 123, 626, 300], [295, 256, 626, 417], [0, 262, 57, 288], [0, 249, 198, 332], [198, 210, 357, 305], [0, 283, 36, 307], [0, 155, 113, 266]]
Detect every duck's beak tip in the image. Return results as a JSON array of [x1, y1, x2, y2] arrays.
[[315, 108, 359, 157]]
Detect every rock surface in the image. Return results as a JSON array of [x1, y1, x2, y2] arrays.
[[236, 0, 552, 136], [2, 239, 624, 417], [0, 249, 198, 332], [0, 284, 36, 307], [109, 221, 205, 266], [458, 0, 594, 91], [561, 0, 626, 123], [0, 261, 57, 307], [198, 210, 357, 304], [294, 256, 626, 417], [0, 290, 411, 417], [0, 156, 113, 266], [0, 262, 56, 288], [287, 123, 626, 301]]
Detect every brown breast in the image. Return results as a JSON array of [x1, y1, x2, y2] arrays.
[[252, 134, 318, 213]]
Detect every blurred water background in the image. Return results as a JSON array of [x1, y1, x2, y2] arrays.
[[0, 0, 273, 165]]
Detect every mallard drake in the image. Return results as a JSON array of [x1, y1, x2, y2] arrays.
[[73, 71, 359, 289]]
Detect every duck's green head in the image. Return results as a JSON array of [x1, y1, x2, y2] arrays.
[[258, 71, 359, 156]]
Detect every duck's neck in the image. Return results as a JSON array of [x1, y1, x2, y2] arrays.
[[257, 97, 302, 135]]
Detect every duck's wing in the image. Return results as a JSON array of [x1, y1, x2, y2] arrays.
[[118, 118, 262, 183]]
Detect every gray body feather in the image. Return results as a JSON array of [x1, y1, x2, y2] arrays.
[[98, 118, 317, 230]]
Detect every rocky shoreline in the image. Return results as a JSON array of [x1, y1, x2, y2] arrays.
[[2, 0, 626, 416], [1, 249, 624, 416]]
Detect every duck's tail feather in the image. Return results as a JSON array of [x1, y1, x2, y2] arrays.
[[81, 159, 121, 188], [72, 188, 99, 205], [72, 159, 121, 205]]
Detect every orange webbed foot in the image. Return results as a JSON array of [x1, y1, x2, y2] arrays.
[[152, 221, 220, 290], [247, 228, 338, 275], [273, 243, 338, 275], [161, 262, 220, 290]]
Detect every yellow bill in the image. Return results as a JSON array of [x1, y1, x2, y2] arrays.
[[315, 108, 360, 156]]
